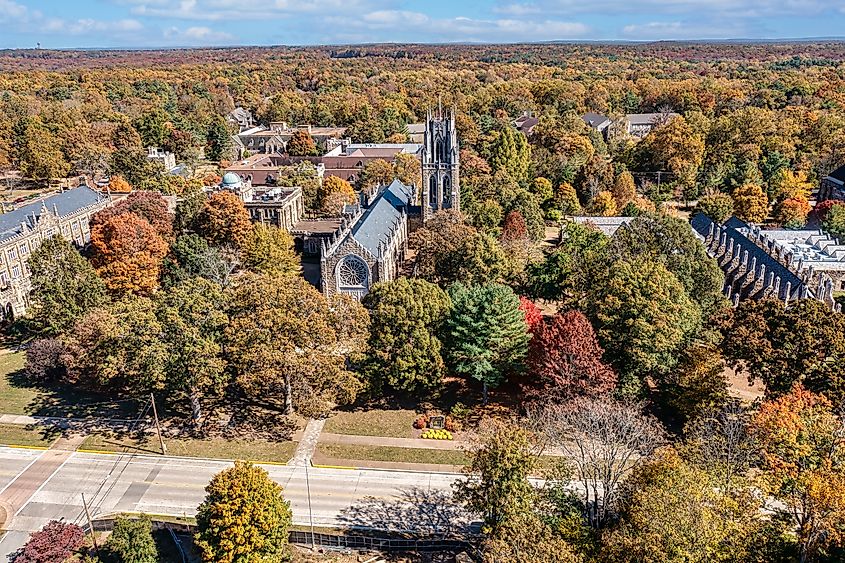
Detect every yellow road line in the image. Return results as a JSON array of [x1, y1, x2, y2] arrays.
[[2, 444, 49, 450], [311, 463, 356, 470]]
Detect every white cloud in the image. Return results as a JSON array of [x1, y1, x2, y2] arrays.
[[0, 0, 29, 21], [620, 20, 747, 39], [497, 0, 839, 17], [125, 0, 381, 21], [163, 25, 235, 44]]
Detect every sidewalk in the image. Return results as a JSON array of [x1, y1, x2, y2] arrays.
[[318, 431, 566, 456]]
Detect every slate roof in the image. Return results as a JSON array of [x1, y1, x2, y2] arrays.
[[0, 186, 105, 244], [582, 112, 611, 129], [350, 179, 414, 257], [570, 216, 632, 236], [691, 213, 806, 301], [826, 163, 845, 183]]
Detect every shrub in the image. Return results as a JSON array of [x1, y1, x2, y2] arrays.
[[450, 402, 472, 421], [12, 521, 84, 563], [24, 338, 66, 382], [413, 414, 429, 429], [444, 416, 461, 432], [105, 515, 157, 563]]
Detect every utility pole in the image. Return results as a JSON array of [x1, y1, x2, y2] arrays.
[[150, 393, 166, 455], [82, 493, 99, 554], [304, 462, 316, 550], [656, 170, 663, 198]]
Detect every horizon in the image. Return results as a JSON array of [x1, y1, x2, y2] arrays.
[[4, 0, 845, 49]]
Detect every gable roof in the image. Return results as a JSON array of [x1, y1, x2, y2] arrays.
[[351, 179, 414, 257], [0, 186, 106, 244], [582, 112, 611, 129], [826, 163, 845, 183]]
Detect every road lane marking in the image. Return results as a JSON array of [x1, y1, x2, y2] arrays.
[[14, 452, 76, 517], [0, 455, 42, 497]]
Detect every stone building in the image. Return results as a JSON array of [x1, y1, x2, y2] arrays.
[[213, 172, 304, 231], [320, 179, 414, 300], [322, 142, 422, 184], [819, 164, 845, 202], [421, 108, 460, 222], [692, 213, 842, 312], [0, 186, 110, 320]]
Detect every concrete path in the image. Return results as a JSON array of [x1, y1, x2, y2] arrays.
[[289, 419, 325, 466]]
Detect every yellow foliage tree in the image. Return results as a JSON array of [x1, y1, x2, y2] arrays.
[[588, 190, 617, 217], [732, 183, 769, 223]]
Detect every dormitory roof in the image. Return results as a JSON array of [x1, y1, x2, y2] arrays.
[[0, 186, 105, 244]]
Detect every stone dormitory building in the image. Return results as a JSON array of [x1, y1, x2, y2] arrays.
[[319, 109, 460, 300], [0, 186, 110, 320], [692, 213, 844, 312]]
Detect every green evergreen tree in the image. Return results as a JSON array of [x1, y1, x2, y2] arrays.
[[106, 515, 158, 563], [27, 235, 107, 335], [206, 116, 231, 162], [446, 283, 529, 403], [489, 127, 530, 184], [195, 461, 293, 563], [362, 278, 451, 395]]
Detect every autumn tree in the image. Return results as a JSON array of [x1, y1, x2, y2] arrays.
[[770, 168, 812, 202], [453, 420, 538, 536], [732, 183, 769, 223], [556, 182, 581, 215], [11, 521, 84, 563], [753, 385, 845, 562], [26, 235, 107, 335], [587, 190, 617, 216], [362, 278, 451, 395], [411, 210, 507, 286], [241, 223, 300, 278], [720, 298, 845, 403], [519, 296, 543, 336], [612, 170, 636, 209], [174, 184, 207, 233], [531, 398, 665, 528], [774, 196, 811, 228], [446, 283, 529, 403], [318, 175, 356, 213], [225, 274, 368, 417], [588, 257, 700, 397], [156, 278, 228, 427], [822, 202, 845, 240], [654, 344, 728, 424], [643, 116, 705, 190], [90, 212, 169, 295], [601, 448, 764, 563], [61, 295, 167, 392], [108, 174, 132, 193], [105, 515, 158, 563], [697, 193, 734, 223], [194, 191, 253, 248], [286, 129, 317, 156], [361, 158, 395, 188], [528, 310, 616, 399], [195, 461, 293, 563], [394, 151, 422, 187], [92, 190, 173, 241]]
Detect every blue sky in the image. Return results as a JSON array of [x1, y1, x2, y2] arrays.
[[2, 0, 845, 48]]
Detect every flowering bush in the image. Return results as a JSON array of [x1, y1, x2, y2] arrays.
[[413, 414, 429, 429], [421, 429, 453, 440]]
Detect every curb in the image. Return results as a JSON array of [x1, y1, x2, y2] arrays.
[[72, 448, 294, 467], [0, 444, 49, 451]]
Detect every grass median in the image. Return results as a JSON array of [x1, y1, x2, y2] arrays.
[[80, 432, 298, 464], [316, 443, 468, 466], [0, 422, 56, 448], [323, 409, 418, 439]]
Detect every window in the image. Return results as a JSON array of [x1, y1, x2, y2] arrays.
[[46, 229, 55, 237], [336, 254, 369, 300], [72, 222, 80, 233], [11, 265, 21, 279], [0, 272, 7, 286], [7, 248, 16, 261], [18, 243, 28, 256]]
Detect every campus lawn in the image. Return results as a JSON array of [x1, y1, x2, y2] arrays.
[[0, 423, 56, 447], [316, 443, 469, 466], [323, 410, 418, 439], [80, 432, 298, 464], [0, 350, 37, 415]]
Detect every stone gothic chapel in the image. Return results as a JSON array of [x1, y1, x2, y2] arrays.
[[319, 108, 461, 300], [422, 107, 460, 221]]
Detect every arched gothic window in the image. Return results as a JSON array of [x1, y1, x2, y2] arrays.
[[435, 138, 446, 162], [337, 255, 369, 299], [442, 175, 451, 205], [429, 175, 438, 206]]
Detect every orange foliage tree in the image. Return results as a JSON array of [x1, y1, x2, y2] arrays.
[[194, 191, 253, 248], [753, 384, 845, 562], [90, 212, 169, 295]]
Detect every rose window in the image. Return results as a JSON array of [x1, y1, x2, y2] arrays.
[[337, 255, 369, 293]]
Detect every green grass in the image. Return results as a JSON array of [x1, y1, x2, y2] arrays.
[[316, 443, 469, 466], [80, 433, 298, 463], [0, 351, 38, 415], [323, 409, 418, 438], [0, 422, 56, 447]]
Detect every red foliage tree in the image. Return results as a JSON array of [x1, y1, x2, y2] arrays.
[[12, 520, 84, 563], [194, 191, 253, 248], [528, 310, 616, 398], [92, 191, 173, 241], [501, 210, 528, 243], [90, 212, 169, 295], [519, 296, 543, 337], [814, 199, 845, 221]]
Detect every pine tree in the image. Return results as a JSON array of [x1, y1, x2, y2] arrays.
[[206, 116, 231, 162], [489, 127, 530, 183], [446, 283, 530, 403]]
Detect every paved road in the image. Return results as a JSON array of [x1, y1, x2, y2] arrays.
[[0, 446, 466, 557]]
